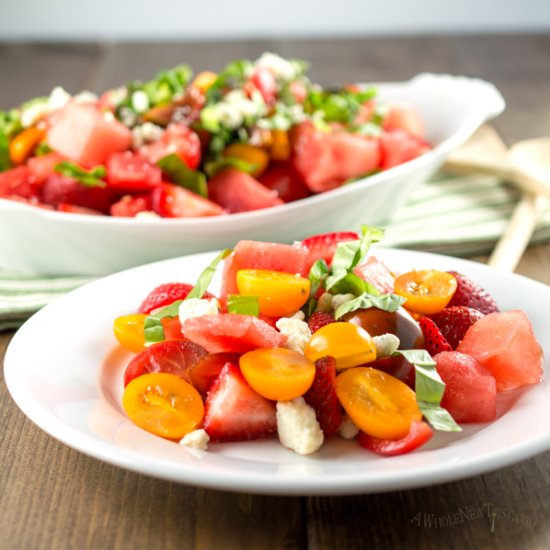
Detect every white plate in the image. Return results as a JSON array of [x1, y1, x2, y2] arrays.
[[0, 73, 504, 276], [5, 248, 549, 496]]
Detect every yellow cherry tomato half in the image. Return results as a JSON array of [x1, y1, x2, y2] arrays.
[[236, 269, 310, 317], [123, 372, 204, 439], [9, 127, 45, 165], [113, 313, 147, 353], [239, 347, 316, 401], [335, 367, 422, 440], [304, 322, 377, 370], [222, 143, 270, 178], [394, 270, 457, 315], [269, 129, 291, 161], [192, 71, 218, 94]]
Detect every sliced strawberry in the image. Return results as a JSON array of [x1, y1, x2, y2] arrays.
[[303, 356, 343, 436], [151, 182, 225, 218], [208, 168, 284, 213], [138, 282, 215, 314], [203, 362, 277, 442], [123, 339, 209, 387], [106, 151, 162, 192], [181, 313, 287, 354], [187, 352, 241, 396], [258, 161, 311, 202], [57, 203, 105, 215], [308, 311, 336, 334], [429, 306, 485, 349], [447, 271, 499, 315], [301, 231, 360, 267], [358, 420, 433, 456], [418, 316, 452, 356], [110, 193, 153, 217], [27, 152, 65, 185], [353, 256, 395, 294], [40, 174, 116, 213], [139, 124, 201, 169]]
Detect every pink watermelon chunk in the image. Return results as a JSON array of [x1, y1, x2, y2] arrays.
[[354, 256, 395, 294], [457, 310, 543, 392], [181, 313, 287, 354], [221, 239, 310, 298], [435, 351, 497, 423], [47, 103, 132, 166], [208, 168, 284, 213]]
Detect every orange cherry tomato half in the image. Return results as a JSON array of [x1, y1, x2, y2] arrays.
[[236, 269, 310, 317], [304, 322, 377, 370], [222, 143, 270, 178], [239, 347, 316, 401], [335, 367, 422, 440], [192, 71, 218, 94], [123, 372, 204, 439], [9, 127, 45, 165], [113, 313, 147, 353], [394, 270, 457, 315]]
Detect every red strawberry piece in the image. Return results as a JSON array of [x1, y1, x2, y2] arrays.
[[40, 174, 116, 214], [203, 362, 277, 442], [151, 182, 225, 218], [358, 420, 433, 456], [303, 356, 343, 436], [308, 311, 336, 334], [56, 203, 105, 215], [302, 231, 360, 267], [418, 316, 452, 356], [429, 306, 485, 349], [106, 151, 162, 192], [447, 271, 499, 315], [110, 193, 153, 217], [138, 282, 215, 314], [0, 165, 39, 198]]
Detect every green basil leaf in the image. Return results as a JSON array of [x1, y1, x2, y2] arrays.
[[157, 153, 208, 198], [308, 259, 329, 298], [204, 156, 257, 178], [227, 294, 260, 316], [330, 225, 384, 276], [0, 130, 10, 172], [394, 349, 462, 432], [334, 291, 405, 319], [54, 161, 106, 188], [143, 299, 184, 345], [186, 248, 233, 301], [326, 272, 370, 296]]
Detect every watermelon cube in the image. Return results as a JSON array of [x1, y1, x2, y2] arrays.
[[47, 103, 132, 166], [457, 310, 543, 392]]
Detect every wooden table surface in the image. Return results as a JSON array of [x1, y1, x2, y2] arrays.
[[1, 35, 550, 550]]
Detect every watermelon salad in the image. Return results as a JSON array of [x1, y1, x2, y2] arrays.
[[0, 53, 429, 217], [114, 229, 544, 456]]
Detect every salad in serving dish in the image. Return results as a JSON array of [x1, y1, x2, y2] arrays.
[[0, 53, 429, 218], [113, 229, 543, 456]]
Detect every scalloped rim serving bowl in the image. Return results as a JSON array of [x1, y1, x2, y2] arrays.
[[0, 73, 505, 276]]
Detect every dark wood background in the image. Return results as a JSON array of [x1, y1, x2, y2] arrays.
[[1, 35, 550, 549]]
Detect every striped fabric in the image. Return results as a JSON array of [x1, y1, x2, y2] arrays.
[[1, 172, 549, 330]]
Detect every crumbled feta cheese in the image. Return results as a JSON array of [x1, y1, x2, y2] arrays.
[[256, 52, 296, 82], [119, 106, 138, 128], [373, 333, 400, 358], [131, 90, 150, 114], [180, 429, 209, 451], [331, 293, 355, 311], [276, 316, 312, 354], [132, 122, 164, 148], [339, 416, 360, 439], [20, 101, 49, 128], [276, 398, 324, 455], [178, 298, 220, 325], [73, 90, 98, 104], [288, 310, 305, 321], [48, 86, 72, 111], [213, 102, 243, 129]]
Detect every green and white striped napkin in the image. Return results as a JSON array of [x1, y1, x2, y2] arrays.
[[2, 171, 549, 331]]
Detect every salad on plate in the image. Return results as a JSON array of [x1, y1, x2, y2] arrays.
[[0, 53, 429, 217], [113, 228, 544, 456]]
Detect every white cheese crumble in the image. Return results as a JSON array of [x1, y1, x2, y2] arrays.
[[212, 102, 244, 129], [276, 397, 324, 455], [135, 211, 161, 220], [73, 90, 98, 104], [131, 90, 150, 114], [179, 429, 209, 451], [276, 316, 311, 354], [373, 333, 400, 358], [178, 298, 220, 325], [256, 52, 296, 82], [339, 416, 360, 440], [132, 122, 164, 148]]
